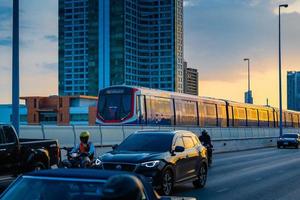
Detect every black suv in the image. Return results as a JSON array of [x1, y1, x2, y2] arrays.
[[95, 130, 208, 195]]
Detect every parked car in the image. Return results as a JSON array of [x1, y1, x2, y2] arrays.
[[0, 124, 60, 189], [95, 130, 208, 196], [0, 169, 196, 200], [277, 133, 300, 148]]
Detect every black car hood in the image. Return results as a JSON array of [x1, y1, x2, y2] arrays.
[[100, 151, 166, 163]]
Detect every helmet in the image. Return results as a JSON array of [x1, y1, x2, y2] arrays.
[[202, 129, 208, 135], [101, 174, 144, 200], [80, 131, 90, 144]]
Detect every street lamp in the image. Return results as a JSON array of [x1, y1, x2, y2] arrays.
[[12, 0, 20, 135], [278, 4, 288, 137], [243, 58, 250, 92], [243, 58, 253, 104]]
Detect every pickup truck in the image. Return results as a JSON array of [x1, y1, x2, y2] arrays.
[[0, 124, 60, 189]]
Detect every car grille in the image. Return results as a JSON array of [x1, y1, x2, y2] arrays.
[[102, 163, 137, 172]]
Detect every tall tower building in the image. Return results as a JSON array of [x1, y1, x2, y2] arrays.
[[287, 71, 300, 111], [183, 61, 199, 96], [59, 0, 184, 96]]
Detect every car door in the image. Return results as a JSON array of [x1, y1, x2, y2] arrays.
[[0, 126, 8, 176], [172, 136, 187, 181], [182, 136, 199, 178], [0, 126, 16, 187], [2, 125, 19, 174]]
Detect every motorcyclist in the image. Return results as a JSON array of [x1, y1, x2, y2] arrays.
[[71, 131, 95, 167], [101, 174, 144, 200], [199, 129, 213, 148], [199, 129, 213, 166]]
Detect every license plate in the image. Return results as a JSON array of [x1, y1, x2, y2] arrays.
[[284, 142, 288, 145]]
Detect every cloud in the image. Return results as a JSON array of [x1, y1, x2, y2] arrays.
[[183, 0, 200, 7], [0, 36, 11, 46], [38, 62, 58, 72], [272, 0, 300, 15], [44, 35, 58, 42]]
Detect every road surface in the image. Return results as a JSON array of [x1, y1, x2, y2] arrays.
[[175, 147, 300, 200]]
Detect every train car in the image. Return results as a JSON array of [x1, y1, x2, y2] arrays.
[[96, 85, 300, 128], [96, 85, 226, 126]]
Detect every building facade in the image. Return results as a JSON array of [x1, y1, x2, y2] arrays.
[[287, 71, 300, 111], [21, 96, 97, 125], [0, 105, 27, 125], [183, 61, 198, 96], [59, 0, 184, 95]]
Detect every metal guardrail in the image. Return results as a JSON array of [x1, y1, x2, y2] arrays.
[[19, 125, 300, 148]]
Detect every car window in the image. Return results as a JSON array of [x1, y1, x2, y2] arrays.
[[1, 177, 105, 200], [192, 135, 200, 145], [174, 137, 184, 147], [183, 136, 195, 149], [0, 127, 5, 144], [3, 126, 17, 144]]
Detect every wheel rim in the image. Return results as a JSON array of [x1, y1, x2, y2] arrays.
[[199, 165, 207, 185], [162, 172, 172, 195]]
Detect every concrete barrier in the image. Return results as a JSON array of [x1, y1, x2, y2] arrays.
[[19, 125, 300, 154]]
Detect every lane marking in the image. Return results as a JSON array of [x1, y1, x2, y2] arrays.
[[216, 188, 229, 193]]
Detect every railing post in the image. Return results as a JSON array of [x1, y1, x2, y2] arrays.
[[41, 124, 46, 139], [99, 125, 103, 146], [122, 125, 125, 140], [72, 125, 76, 146]]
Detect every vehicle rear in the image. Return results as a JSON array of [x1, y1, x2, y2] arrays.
[[96, 86, 138, 125], [19, 138, 60, 167], [277, 133, 300, 148]]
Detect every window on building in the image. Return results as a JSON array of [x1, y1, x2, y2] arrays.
[[70, 114, 88, 121]]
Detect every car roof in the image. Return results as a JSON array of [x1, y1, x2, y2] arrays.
[[135, 129, 196, 136], [25, 169, 137, 180]]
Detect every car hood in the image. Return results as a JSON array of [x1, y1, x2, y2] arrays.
[[100, 151, 166, 163]]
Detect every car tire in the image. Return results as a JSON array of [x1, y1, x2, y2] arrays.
[[277, 145, 281, 149], [31, 162, 46, 171], [159, 169, 174, 196], [296, 144, 299, 149], [193, 163, 207, 189]]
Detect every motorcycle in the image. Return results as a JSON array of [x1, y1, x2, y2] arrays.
[[60, 147, 93, 168]]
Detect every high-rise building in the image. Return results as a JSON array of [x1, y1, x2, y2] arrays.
[[183, 61, 198, 96], [59, 0, 184, 96], [287, 71, 300, 111]]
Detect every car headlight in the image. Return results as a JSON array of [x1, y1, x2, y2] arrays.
[[95, 158, 102, 166], [141, 160, 160, 168]]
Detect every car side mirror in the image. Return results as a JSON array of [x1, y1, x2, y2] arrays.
[[174, 146, 185, 153], [112, 144, 118, 150]]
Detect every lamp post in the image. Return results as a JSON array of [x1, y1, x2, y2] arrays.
[[244, 58, 250, 92], [12, 0, 20, 135], [279, 4, 288, 137], [243, 58, 253, 104]]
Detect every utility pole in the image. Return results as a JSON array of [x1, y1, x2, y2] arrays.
[[12, 0, 20, 135]]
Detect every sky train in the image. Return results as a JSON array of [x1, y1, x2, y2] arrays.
[[96, 86, 300, 128]]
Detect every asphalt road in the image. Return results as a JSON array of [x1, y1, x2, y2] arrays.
[[174, 147, 300, 200]]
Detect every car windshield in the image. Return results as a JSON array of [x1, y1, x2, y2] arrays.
[[117, 133, 174, 152], [282, 134, 298, 138], [1, 176, 105, 200]]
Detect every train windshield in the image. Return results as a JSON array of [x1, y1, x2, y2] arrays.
[[98, 88, 133, 121]]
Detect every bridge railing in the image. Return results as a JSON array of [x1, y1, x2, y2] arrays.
[[19, 125, 300, 148]]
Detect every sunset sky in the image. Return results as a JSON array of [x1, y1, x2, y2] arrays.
[[0, 0, 300, 109]]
